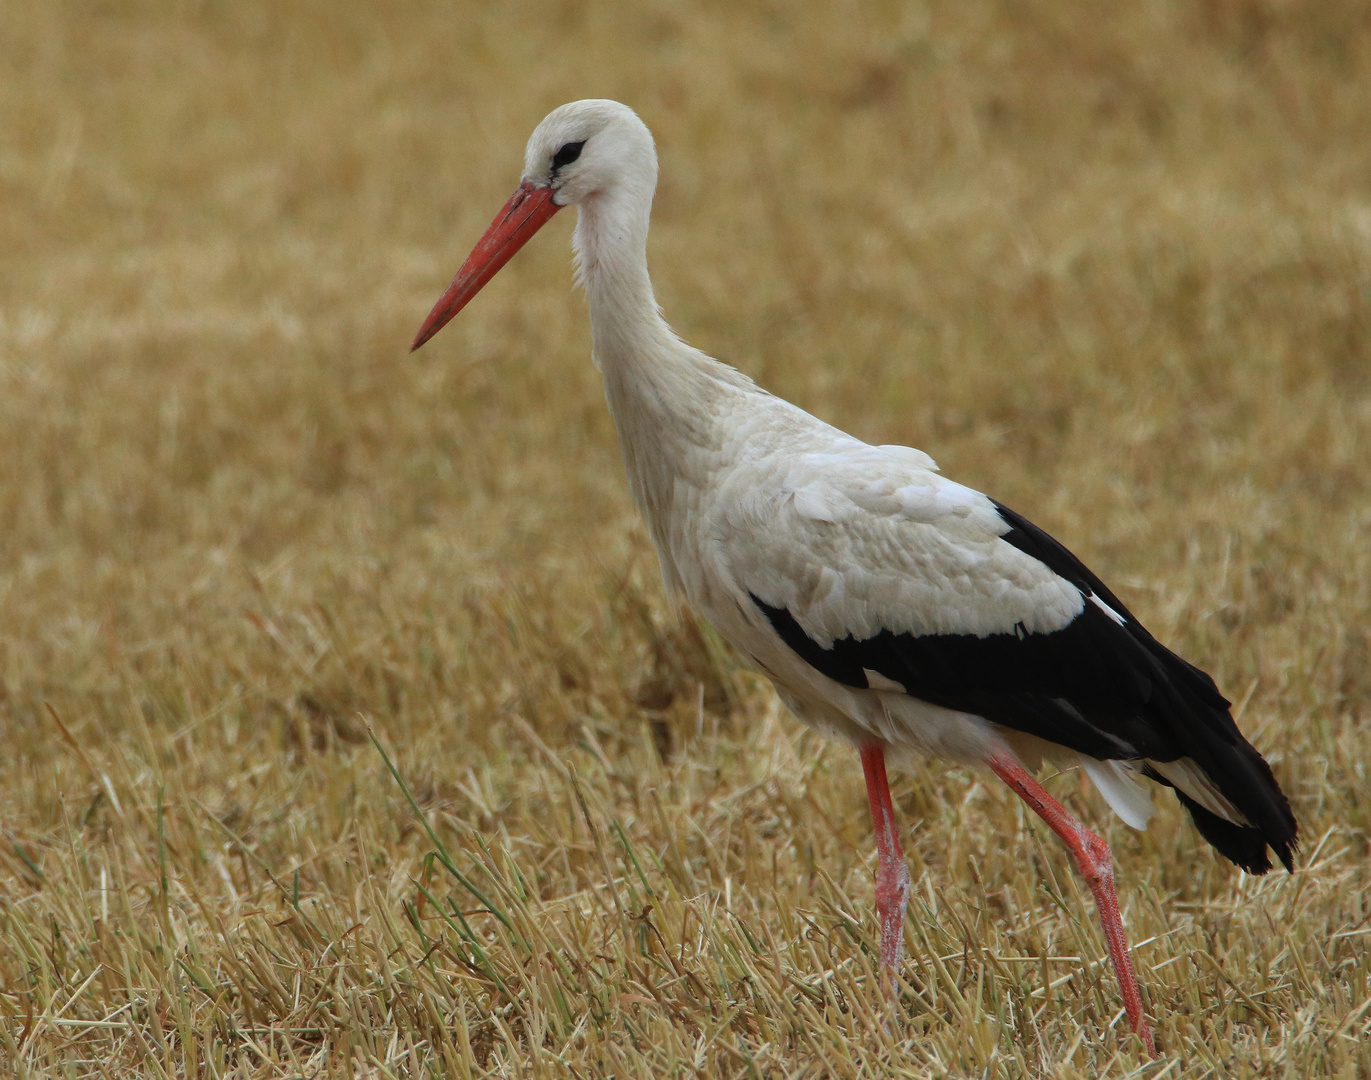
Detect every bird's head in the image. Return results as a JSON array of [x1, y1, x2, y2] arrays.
[[412, 99, 655, 350], [522, 99, 656, 209]]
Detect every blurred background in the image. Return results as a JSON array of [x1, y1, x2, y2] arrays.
[[1, 1, 1368, 1075]]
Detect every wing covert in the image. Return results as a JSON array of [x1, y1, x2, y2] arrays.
[[717, 448, 1085, 645]]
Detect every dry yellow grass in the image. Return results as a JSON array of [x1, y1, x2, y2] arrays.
[[1, 1, 1369, 1076]]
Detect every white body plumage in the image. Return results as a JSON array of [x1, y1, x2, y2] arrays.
[[413, 98, 1297, 1058]]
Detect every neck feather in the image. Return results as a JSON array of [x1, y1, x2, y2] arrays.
[[572, 188, 677, 368], [571, 184, 763, 593]]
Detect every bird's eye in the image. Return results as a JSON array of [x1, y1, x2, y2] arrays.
[[551, 140, 585, 172]]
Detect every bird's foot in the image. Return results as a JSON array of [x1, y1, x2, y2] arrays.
[[985, 753, 1158, 1060]]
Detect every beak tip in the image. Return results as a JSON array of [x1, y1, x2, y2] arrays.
[[410, 313, 445, 352], [410, 181, 560, 356]]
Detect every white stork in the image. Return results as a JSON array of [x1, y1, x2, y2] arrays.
[[412, 100, 1298, 1058]]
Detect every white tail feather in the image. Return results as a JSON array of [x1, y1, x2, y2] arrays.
[[1081, 757, 1156, 831]]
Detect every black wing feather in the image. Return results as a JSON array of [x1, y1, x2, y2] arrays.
[[753, 500, 1297, 874]]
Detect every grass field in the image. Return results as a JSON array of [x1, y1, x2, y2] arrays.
[[2, 1, 1370, 1076]]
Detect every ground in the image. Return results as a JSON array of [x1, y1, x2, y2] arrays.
[[0, 1, 1369, 1076]]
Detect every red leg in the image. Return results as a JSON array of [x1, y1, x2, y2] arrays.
[[860, 743, 911, 991], [986, 753, 1157, 1059]]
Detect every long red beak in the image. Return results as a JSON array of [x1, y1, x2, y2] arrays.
[[411, 181, 562, 351]]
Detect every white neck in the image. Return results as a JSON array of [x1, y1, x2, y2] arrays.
[[570, 181, 762, 594], [572, 187, 676, 368]]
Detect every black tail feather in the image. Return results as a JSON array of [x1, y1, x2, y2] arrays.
[[1173, 788, 1289, 875], [1144, 763, 1297, 875]]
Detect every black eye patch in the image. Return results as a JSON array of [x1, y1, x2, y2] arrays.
[[551, 140, 586, 172]]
